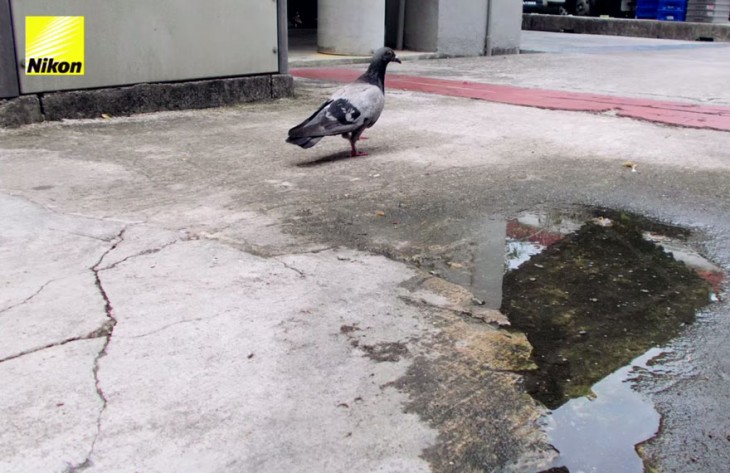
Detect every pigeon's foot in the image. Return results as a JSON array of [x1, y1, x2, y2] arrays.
[[351, 150, 368, 157], [359, 136, 369, 140]]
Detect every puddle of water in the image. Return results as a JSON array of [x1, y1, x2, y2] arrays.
[[411, 206, 723, 473], [501, 209, 716, 410], [499, 208, 719, 473]]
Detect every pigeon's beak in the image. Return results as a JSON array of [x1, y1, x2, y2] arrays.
[[392, 56, 401, 64]]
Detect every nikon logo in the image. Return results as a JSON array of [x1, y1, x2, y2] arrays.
[[25, 16, 85, 76], [27, 57, 82, 74]]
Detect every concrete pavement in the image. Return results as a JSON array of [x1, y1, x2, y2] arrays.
[[1, 32, 729, 473]]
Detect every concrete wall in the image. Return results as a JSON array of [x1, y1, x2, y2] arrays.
[[487, 0, 522, 55], [10, 0, 279, 94], [437, 0, 488, 57], [318, 0, 385, 55], [404, 0, 438, 52]]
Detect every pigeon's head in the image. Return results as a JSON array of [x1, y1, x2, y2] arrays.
[[373, 47, 401, 65]]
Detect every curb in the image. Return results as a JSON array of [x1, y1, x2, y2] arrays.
[[0, 74, 293, 128], [522, 14, 730, 42]]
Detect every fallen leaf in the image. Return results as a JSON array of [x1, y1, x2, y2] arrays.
[[623, 161, 637, 172]]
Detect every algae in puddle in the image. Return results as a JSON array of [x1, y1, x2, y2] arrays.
[[501, 216, 712, 409]]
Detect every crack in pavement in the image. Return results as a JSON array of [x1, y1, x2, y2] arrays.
[[64, 228, 186, 471], [121, 312, 229, 340], [0, 323, 113, 364], [274, 258, 306, 279], [97, 240, 179, 272], [0, 279, 55, 316], [65, 227, 127, 473]]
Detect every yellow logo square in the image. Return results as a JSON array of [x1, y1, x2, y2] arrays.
[[26, 16, 84, 76]]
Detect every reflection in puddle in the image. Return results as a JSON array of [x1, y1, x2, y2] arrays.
[[543, 348, 664, 473], [502, 209, 717, 409], [412, 207, 723, 473]]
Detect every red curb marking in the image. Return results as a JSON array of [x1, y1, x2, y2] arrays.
[[291, 68, 730, 132]]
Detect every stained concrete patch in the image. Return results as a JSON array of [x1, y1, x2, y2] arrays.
[[391, 273, 552, 472], [400, 275, 511, 326], [360, 341, 410, 362], [0, 338, 105, 472]]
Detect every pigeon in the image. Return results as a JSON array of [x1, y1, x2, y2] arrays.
[[286, 47, 401, 157]]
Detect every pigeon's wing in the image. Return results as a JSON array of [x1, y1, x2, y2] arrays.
[[288, 83, 384, 139]]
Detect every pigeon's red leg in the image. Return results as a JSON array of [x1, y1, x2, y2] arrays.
[[349, 141, 368, 157], [350, 126, 368, 158], [349, 126, 368, 157]]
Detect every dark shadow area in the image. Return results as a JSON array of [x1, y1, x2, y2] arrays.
[[294, 151, 355, 167], [287, 0, 317, 29]]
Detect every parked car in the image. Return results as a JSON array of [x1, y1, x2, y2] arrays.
[[524, 0, 634, 17]]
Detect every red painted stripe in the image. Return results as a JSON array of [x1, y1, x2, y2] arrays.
[[290, 68, 730, 132]]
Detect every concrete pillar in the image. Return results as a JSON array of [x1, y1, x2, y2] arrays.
[[486, 0, 522, 56], [437, 0, 488, 57], [318, 0, 385, 55], [404, 0, 438, 51]]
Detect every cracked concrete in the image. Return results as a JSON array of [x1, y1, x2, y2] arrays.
[[0, 195, 124, 361], [0, 190, 547, 472], [79, 241, 446, 472], [0, 338, 105, 472]]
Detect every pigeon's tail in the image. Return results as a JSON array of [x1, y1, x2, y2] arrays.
[[286, 135, 323, 149]]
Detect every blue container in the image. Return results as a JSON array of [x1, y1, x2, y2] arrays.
[[657, 9, 687, 19], [636, 0, 660, 17], [658, 0, 688, 10], [637, 0, 687, 19], [658, 0, 686, 7], [657, 0, 687, 20], [636, 6, 660, 17]]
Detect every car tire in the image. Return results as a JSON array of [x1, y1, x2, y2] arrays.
[[570, 0, 591, 16]]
